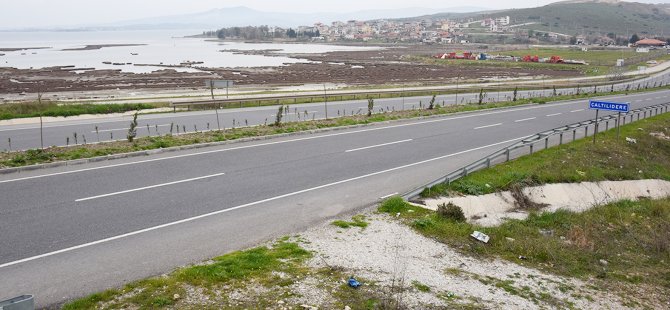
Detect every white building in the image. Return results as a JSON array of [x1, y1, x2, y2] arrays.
[[495, 16, 510, 26]]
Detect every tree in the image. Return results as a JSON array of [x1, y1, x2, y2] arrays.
[[629, 33, 640, 44], [286, 28, 297, 38], [428, 94, 436, 110], [513, 87, 518, 102], [569, 36, 577, 45]]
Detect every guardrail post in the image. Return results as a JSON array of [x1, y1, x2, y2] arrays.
[[560, 133, 563, 145], [585, 126, 589, 138], [573, 130, 576, 141], [545, 138, 549, 149], [446, 176, 451, 185], [506, 148, 510, 161], [486, 158, 491, 168], [463, 168, 468, 177], [529, 144, 534, 154], [606, 120, 609, 131]]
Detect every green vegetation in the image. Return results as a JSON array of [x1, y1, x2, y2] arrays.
[[2, 84, 668, 169], [332, 215, 369, 229], [422, 112, 670, 198], [0, 102, 161, 120], [64, 240, 312, 310], [379, 197, 670, 288], [412, 280, 431, 292]]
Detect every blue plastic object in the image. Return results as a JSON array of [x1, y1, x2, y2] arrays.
[[348, 276, 361, 288]]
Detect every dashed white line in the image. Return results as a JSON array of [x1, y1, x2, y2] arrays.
[[570, 109, 584, 113], [0, 135, 527, 270], [75, 173, 225, 202], [515, 117, 536, 123], [546, 113, 562, 117], [345, 139, 413, 153], [474, 123, 502, 130]]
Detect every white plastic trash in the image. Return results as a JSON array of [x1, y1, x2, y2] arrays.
[[471, 231, 490, 243]]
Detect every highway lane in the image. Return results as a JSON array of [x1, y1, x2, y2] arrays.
[[0, 88, 669, 307], [1, 70, 669, 151]]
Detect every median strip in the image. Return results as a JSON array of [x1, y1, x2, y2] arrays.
[[345, 139, 412, 153], [75, 173, 226, 202]]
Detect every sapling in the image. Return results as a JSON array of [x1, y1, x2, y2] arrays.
[[478, 89, 485, 105], [513, 87, 518, 101], [95, 126, 100, 142], [275, 105, 284, 126], [182, 125, 186, 133], [8, 137, 12, 151], [155, 124, 159, 134], [428, 94, 436, 110], [73, 132, 78, 145], [367, 98, 374, 117], [83, 135, 87, 145], [66, 137, 69, 146], [127, 112, 138, 142]]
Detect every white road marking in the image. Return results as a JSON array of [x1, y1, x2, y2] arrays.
[[515, 117, 536, 123], [570, 109, 584, 113], [546, 113, 562, 117], [379, 193, 399, 200], [474, 123, 502, 130], [345, 139, 412, 153], [0, 135, 527, 269], [75, 173, 226, 202]]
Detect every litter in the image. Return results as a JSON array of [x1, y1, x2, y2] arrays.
[[518, 255, 527, 260], [471, 231, 490, 243], [348, 276, 361, 288], [626, 137, 637, 144]]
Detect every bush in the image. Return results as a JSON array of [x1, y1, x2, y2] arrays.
[[379, 196, 410, 213], [437, 202, 466, 222]]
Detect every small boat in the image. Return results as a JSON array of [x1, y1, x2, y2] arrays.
[[112, 62, 125, 65], [102, 61, 112, 64], [131, 53, 139, 56]]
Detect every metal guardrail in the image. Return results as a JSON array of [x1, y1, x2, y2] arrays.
[[403, 102, 670, 199], [0, 295, 34, 310]]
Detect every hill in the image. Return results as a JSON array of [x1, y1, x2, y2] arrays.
[[424, 0, 670, 38]]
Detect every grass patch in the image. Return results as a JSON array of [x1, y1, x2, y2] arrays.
[[63, 241, 311, 310], [412, 280, 431, 292], [0, 101, 161, 120], [380, 197, 670, 288], [422, 111, 670, 198], [332, 215, 369, 229]]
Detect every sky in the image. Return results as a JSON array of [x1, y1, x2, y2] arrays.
[[2, 0, 670, 28]]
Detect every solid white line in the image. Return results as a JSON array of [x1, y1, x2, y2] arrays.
[[515, 117, 536, 123], [0, 135, 527, 269], [546, 113, 562, 117], [570, 109, 584, 113], [75, 173, 226, 202], [379, 192, 399, 200], [345, 139, 412, 153], [474, 123, 502, 130]]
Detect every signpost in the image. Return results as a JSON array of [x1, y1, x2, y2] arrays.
[[205, 80, 234, 100], [589, 100, 630, 143]]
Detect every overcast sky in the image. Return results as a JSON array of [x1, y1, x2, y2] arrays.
[[2, 0, 669, 28]]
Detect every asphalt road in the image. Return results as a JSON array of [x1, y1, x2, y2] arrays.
[[0, 84, 669, 307], [1, 69, 669, 151]]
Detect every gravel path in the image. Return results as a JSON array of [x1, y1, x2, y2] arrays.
[[298, 212, 628, 309]]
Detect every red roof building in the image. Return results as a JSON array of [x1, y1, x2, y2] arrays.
[[635, 38, 667, 47]]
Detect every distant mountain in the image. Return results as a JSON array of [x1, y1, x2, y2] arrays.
[[99, 6, 490, 30], [417, 0, 670, 37]]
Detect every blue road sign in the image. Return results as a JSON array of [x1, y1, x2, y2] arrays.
[[589, 100, 629, 113]]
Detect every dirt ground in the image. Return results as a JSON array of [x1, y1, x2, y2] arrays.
[[0, 44, 583, 98]]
